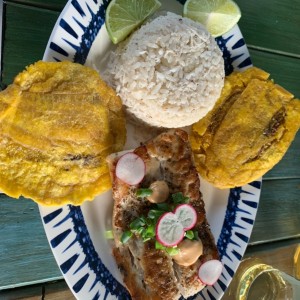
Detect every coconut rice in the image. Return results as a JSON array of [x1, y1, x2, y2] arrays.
[[103, 12, 224, 128]]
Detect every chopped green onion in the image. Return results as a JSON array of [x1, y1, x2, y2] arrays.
[[140, 216, 147, 224], [130, 217, 145, 230], [155, 240, 165, 250], [136, 188, 153, 198], [142, 225, 155, 241], [121, 231, 132, 244], [166, 247, 180, 256], [142, 237, 151, 242], [172, 192, 189, 204], [145, 217, 153, 226], [104, 230, 114, 239], [136, 227, 145, 235], [148, 209, 164, 220], [193, 230, 199, 240], [156, 203, 170, 211], [185, 230, 194, 240]]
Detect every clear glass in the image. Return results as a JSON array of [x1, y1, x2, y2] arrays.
[[237, 262, 300, 300], [223, 252, 300, 300]]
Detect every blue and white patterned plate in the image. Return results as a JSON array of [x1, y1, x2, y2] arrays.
[[39, 1, 261, 299]]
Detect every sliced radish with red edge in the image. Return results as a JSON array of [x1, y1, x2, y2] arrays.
[[174, 204, 197, 230], [156, 212, 184, 247], [156, 204, 197, 247], [115, 152, 145, 185], [198, 260, 223, 286]]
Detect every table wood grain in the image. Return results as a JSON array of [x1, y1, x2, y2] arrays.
[[0, 0, 299, 298]]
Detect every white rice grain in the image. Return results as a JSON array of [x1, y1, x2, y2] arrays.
[[103, 12, 225, 128]]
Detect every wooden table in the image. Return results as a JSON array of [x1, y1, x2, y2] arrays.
[[0, 0, 299, 299]]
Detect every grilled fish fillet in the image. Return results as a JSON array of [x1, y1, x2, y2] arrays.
[[108, 129, 219, 300]]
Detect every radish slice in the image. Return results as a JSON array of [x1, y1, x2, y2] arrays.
[[174, 204, 197, 230], [198, 260, 223, 286], [115, 152, 145, 185], [156, 212, 185, 247]]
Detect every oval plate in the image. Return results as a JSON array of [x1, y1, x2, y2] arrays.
[[39, 1, 261, 299]]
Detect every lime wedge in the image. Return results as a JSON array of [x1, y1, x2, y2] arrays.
[[183, 0, 241, 37], [105, 0, 161, 44]]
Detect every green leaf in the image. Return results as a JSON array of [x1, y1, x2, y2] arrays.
[[166, 247, 180, 256], [155, 240, 165, 250], [104, 230, 114, 239], [185, 230, 194, 240], [121, 231, 132, 244], [136, 188, 153, 198]]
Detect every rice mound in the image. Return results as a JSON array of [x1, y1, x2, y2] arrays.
[[104, 12, 225, 128]]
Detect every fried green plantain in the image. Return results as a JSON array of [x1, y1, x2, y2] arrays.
[[0, 61, 126, 205], [190, 67, 300, 189]]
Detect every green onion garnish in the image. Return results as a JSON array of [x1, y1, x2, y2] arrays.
[[136, 188, 153, 198], [121, 231, 132, 244], [104, 230, 114, 239], [172, 192, 190, 204], [185, 230, 194, 240], [166, 247, 180, 256]]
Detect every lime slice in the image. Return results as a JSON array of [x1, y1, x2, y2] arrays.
[[105, 0, 161, 44], [183, 0, 241, 37]]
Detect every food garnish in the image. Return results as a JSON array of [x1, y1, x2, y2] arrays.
[[0, 61, 126, 206], [156, 205, 196, 247], [136, 188, 153, 198], [183, 0, 241, 37], [105, 0, 161, 44], [198, 259, 223, 286], [105, 230, 114, 239], [191, 67, 300, 189], [120, 191, 196, 250], [115, 152, 145, 185]]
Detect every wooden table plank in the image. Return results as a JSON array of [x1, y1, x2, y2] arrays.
[[5, 0, 66, 11], [0, 195, 62, 290], [265, 131, 300, 179], [0, 280, 75, 300], [237, 0, 300, 56], [250, 179, 300, 245], [250, 49, 300, 98], [1, 3, 59, 88]]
